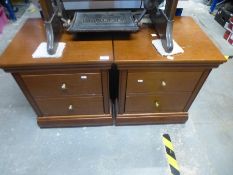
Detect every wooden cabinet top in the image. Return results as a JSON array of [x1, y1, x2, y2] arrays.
[[0, 17, 226, 71], [0, 19, 114, 71], [113, 17, 226, 66]]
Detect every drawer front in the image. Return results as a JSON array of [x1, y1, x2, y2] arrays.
[[36, 96, 104, 116], [127, 71, 202, 94], [22, 73, 102, 97], [125, 93, 191, 113]]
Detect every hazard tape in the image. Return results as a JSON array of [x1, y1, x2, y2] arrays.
[[225, 55, 233, 60], [162, 134, 180, 175]]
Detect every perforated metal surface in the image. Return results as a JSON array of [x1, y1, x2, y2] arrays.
[[67, 11, 139, 32]]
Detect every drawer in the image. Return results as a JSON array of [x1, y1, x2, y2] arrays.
[[127, 71, 202, 94], [22, 73, 102, 97], [125, 93, 191, 113], [36, 96, 104, 116]]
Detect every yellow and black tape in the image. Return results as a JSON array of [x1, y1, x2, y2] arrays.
[[225, 55, 233, 60], [162, 134, 180, 175]]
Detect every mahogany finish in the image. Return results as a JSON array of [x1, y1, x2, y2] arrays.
[[0, 19, 113, 71], [114, 17, 226, 125], [113, 17, 224, 64], [127, 70, 202, 94], [0, 19, 113, 128], [125, 92, 191, 113], [116, 113, 188, 125], [36, 96, 104, 116], [21, 72, 102, 97], [37, 115, 113, 128], [0, 17, 226, 127]]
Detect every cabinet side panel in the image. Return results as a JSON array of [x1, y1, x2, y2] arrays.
[[184, 69, 212, 111], [12, 73, 42, 116], [101, 70, 110, 114], [118, 70, 127, 114]]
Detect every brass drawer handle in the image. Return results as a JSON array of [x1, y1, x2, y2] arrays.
[[68, 105, 73, 111], [61, 83, 67, 90], [154, 101, 160, 108], [137, 79, 144, 83], [161, 81, 167, 87], [81, 75, 87, 80]]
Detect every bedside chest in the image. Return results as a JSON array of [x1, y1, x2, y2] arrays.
[[113, 17, 226, 125], [0, 17, 226, 127], [0, 19, 113, 128]]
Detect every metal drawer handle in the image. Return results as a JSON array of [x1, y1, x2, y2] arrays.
[[61, 83, 67, 90], [81, 75, 87, 80], [154, 101, 160, 108], [161, 81, 167, 87], [68, 105, 73, 111], [137, 79, 144, 83]]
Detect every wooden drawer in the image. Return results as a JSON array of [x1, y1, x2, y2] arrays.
[[125, 93, 191, 113], [127, 71, 202, 94], [22, 73, 102, 97], [35, 96, 104, 116]]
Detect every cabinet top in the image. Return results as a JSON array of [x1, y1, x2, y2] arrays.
[[114, 17, 226, 67], [0, 17, 226, 71], [0, 19, 114, 71]]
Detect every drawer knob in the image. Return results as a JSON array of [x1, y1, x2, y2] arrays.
[[161, 81, 167, 87], [154, 101, 160, 108], [81, 75, 87, 80], [137, 79, 144, 83], [68, 105, 73, 111], [61, 83, 67, 90]]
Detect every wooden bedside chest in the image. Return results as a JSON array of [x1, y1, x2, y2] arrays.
[[0, 17, 226, 127], [0, 19, 113, 128], [113, 17, 226, 125]]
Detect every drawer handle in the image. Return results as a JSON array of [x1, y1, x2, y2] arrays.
[[137, 79, 144, 83], [81, 75, 87, 80], [161, 81, 167, 87], [68, 105, 73, 111], [154, 101, 160, 108], [61, 83, 67, 90]]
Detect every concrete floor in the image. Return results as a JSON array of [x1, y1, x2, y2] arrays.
[[0, 1, 233, 175]]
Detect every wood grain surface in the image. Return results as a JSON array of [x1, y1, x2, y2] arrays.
[[0, 17, 226, 127], [127, 70, 202, 94], [35, 96, 104, 116], [21, 72, 102, 97], [113, 17, 226, 65], [0, 19, 113, 71]]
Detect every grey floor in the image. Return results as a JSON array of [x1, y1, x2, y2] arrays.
[[0, 1, 233, 175]]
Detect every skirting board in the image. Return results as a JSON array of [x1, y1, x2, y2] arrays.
[[38, 114, 113, 128], [116, 112, 188, 125]]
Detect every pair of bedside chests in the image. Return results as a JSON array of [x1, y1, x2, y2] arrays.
[[0, 18, 226, 128]]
